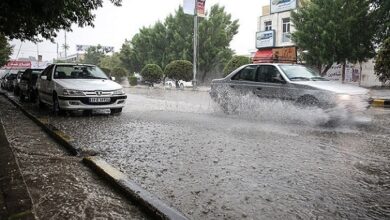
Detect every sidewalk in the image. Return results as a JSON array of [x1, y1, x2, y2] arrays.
[[0, 95, 149, 219], [0, 119, 35, 219]]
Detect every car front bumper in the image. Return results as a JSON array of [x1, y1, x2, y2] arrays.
[[57, 95, 127, 110]]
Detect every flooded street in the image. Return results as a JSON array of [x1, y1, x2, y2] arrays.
[[11, 88, 390, 219]]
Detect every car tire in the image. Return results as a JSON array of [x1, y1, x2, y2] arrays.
[[110, 108, 122, 115], [52, 94, 65, 115], [38, 95, 45, 109], [19, 93, 25, 102], [180, 84, 184, 89]]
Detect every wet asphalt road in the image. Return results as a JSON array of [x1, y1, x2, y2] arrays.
[[8, 88, 390, 219]]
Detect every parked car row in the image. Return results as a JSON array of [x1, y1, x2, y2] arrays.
[[1, 63, 127, 115]]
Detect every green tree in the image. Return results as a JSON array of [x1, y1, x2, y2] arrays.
[[119, 40, 142, 74], [99, 52, 122, 70], [370, 0, 390, 44], [111, 67, 128, 78], [82, 45, 106, 65], [0, 0, 121, 41], [292, 0, 375, 80], [140, 64, 163, 86], [198, 5, 239, 82], [164, 60, 193, 81], [120, 5, 239, 83], [374, 37, 390, 83], [0, 34, 12, 66], [223, 56, 250, 77]]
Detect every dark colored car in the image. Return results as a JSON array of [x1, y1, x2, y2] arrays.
[[4, 72, 18, 91], [13, 70, 25, 95], [0, 72, 10, 89], [19, 68, 44, 101]]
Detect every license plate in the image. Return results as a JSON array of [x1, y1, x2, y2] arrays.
[[89, 97, 110, 103]]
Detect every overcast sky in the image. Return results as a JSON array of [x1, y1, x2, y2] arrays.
[[11, 0, 268, 61]]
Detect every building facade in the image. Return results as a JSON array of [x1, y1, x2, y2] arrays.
[[254, 1, 299, 63]]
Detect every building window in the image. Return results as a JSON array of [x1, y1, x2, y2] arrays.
[[264, 21, 272, 31], [282, 18, 291, 43]]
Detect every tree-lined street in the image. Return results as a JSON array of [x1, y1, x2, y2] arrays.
[[1, 87, 389, 219]]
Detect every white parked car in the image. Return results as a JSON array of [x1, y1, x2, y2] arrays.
[[37, 64, 127, 114], [178, 80, 193, 89]]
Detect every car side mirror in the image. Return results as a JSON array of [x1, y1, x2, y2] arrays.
[[110, 76, 116, 81], [41, 75, 47, 80]]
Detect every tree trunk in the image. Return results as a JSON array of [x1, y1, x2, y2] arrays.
[[341, 62, 346, 83], [320, 64, 332, 77], [201, 71, 208, 83]]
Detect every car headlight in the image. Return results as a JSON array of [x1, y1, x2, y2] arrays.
[[113, 89, 125, 95], [337, 94, 351, 101], [63, 89, 85, 96]]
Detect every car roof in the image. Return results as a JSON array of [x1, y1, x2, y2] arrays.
[[54, 63, 96, 67]]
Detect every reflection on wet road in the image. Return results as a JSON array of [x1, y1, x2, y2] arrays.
[[15, 88, 390, 219]]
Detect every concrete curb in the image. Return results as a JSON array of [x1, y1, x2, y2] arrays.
[[0, 91, 188, 220], [371, 99, 390, 108], [83, 157, 188, 220]]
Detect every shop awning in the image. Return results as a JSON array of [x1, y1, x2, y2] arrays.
[[252, 49, 273, 63]]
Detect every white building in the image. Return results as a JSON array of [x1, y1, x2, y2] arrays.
[[254, 1, 299, 63]]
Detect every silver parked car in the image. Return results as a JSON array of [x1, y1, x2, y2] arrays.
[[210, 63, 370, 114]]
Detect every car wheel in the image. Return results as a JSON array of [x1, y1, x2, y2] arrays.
[[180, 84, 184, 89], [38, 95, 45, 108], [19, 93, 25, 102], [110, 108, 122, 115], [28, 91, 35, 102], [52, 94, 65, 115]]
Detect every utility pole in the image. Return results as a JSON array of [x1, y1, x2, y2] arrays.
[[192, 0, 198, 89]]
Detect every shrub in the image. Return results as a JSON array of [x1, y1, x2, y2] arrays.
[[129, 76, 138, 86], [111, 67, 128, 78], [164, 60, 193, 81], [140, 64, 163, 85], [223, 56, 251, 77]]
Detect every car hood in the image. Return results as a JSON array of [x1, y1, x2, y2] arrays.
[[291, 80, 369, 95], [55, 79, 122, 91]]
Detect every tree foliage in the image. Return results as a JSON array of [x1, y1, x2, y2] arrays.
[[82, 45, 106, 65], [370, 0, 390, 44], [140, 64, 163, 85], [111, 67, 128, 78], [119, 5, 239, 83], [164, 60, 193, 81], [99, 52, 122, 70], [374, 37, 390, 83], [0, 34, 12, 67], [223, 56, 250, 76], [0, 0, 121, 41], [291, 0, 375, 79]]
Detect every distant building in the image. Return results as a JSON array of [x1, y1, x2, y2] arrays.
[[58, 53, 85, 63], [253, 1, 299, 63]]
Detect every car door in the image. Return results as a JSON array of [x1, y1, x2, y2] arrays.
[[38, 65, 54, 103], [228, 65, 259, 95], [253, 65, 292, 101]]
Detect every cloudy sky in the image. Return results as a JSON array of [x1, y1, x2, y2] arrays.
[[11, 0, 269, 61]]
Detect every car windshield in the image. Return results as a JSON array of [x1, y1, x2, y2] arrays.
[[54, 65, 108, 79], [279, 65, 328, 81], [7, 73, 17, 80]]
